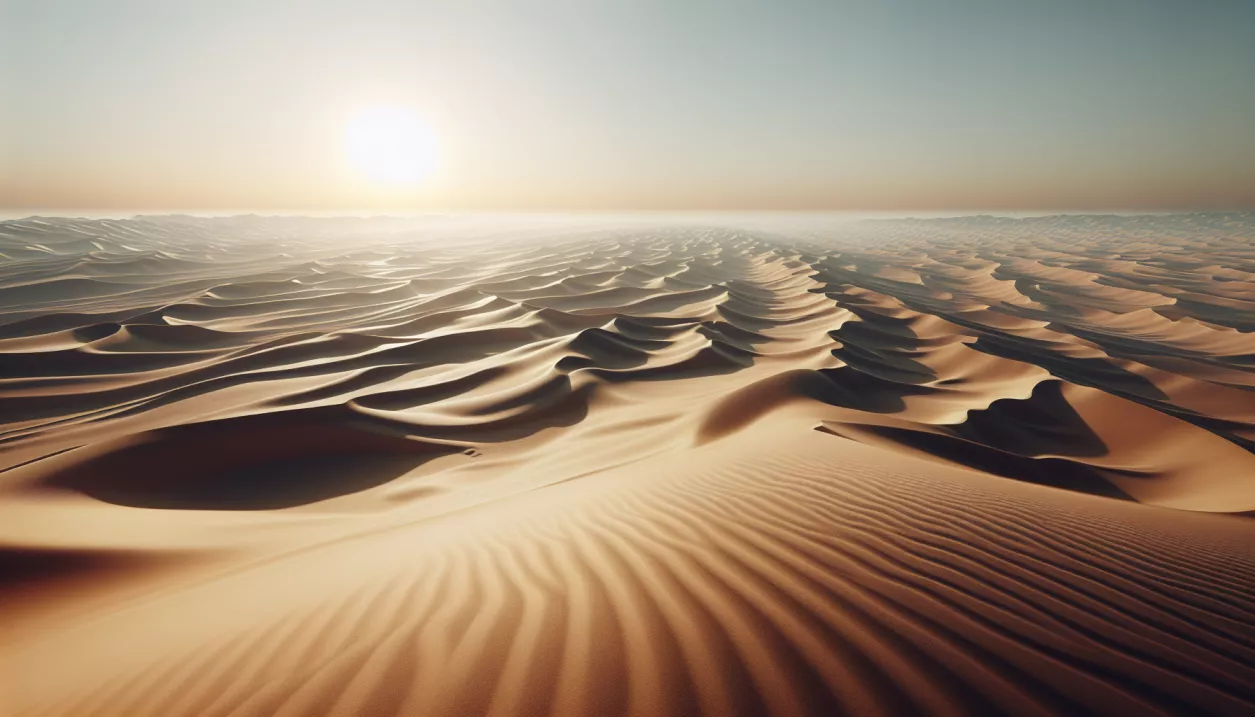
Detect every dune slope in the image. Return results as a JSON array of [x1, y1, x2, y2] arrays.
[[2, 213, 1254, 717]]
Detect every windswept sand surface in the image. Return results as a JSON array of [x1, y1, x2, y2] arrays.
[[2, 213, 1255, 716]]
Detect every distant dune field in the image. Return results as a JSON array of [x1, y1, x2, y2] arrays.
[[2, 213, 1254, 716]]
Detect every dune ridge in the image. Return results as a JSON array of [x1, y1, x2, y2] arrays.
[[2, 213, 1254, 716]]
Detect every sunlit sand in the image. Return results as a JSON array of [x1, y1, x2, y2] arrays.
[[2, 213, 1254, 716]]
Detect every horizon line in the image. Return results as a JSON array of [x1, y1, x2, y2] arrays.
[[5, 207, 1254, 222]]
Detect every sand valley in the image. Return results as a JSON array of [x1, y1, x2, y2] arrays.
[[2, 213, 1254, 716]]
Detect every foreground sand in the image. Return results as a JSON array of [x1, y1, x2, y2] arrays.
[[2, 213, 1253, 716]]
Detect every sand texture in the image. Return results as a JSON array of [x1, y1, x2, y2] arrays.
[[2, 213, 1254, 716]]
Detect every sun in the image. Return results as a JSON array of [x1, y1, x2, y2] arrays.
[[344, 106, 439, 185]]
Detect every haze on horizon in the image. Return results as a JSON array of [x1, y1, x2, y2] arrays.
[[3, 0, 1254, 213]]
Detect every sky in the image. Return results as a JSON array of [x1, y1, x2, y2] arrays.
[[3, 0, 1254, 212]]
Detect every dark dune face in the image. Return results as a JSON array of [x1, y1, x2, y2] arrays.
[[1, 213, 1254, 716]]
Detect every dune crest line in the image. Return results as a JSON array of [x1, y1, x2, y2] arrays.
[[2, 214, 1254, 716]]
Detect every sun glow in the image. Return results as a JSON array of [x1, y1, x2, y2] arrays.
[[344, 106, 439, 185]]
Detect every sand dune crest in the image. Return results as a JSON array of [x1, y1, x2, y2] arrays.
[[2, 213, 1254, 716]]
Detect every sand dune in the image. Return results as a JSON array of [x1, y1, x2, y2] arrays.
[[2, 213, 1254, 716]]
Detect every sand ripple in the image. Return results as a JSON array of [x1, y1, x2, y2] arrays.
[[2, 213, 1254, 716]]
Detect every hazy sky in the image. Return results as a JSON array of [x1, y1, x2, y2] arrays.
[[3, 0, 1254, 211]]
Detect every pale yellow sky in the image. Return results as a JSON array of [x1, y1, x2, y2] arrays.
[[4, 0, 1255, 212]]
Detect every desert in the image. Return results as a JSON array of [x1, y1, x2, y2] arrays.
[[2, 212, 1253, 716]]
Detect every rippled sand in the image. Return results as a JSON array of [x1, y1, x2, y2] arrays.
[[2, 213, 1254, 716]]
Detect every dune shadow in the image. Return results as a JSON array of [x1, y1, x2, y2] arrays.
[[970, 334, 1170, 402], [37, 408, 463, 510], [818, 422, 1131, 500], [816, 381, 1137, 500], [75, 451, 438, 510], [809, 366, 935, 413], [0, 547, 168, 607]]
